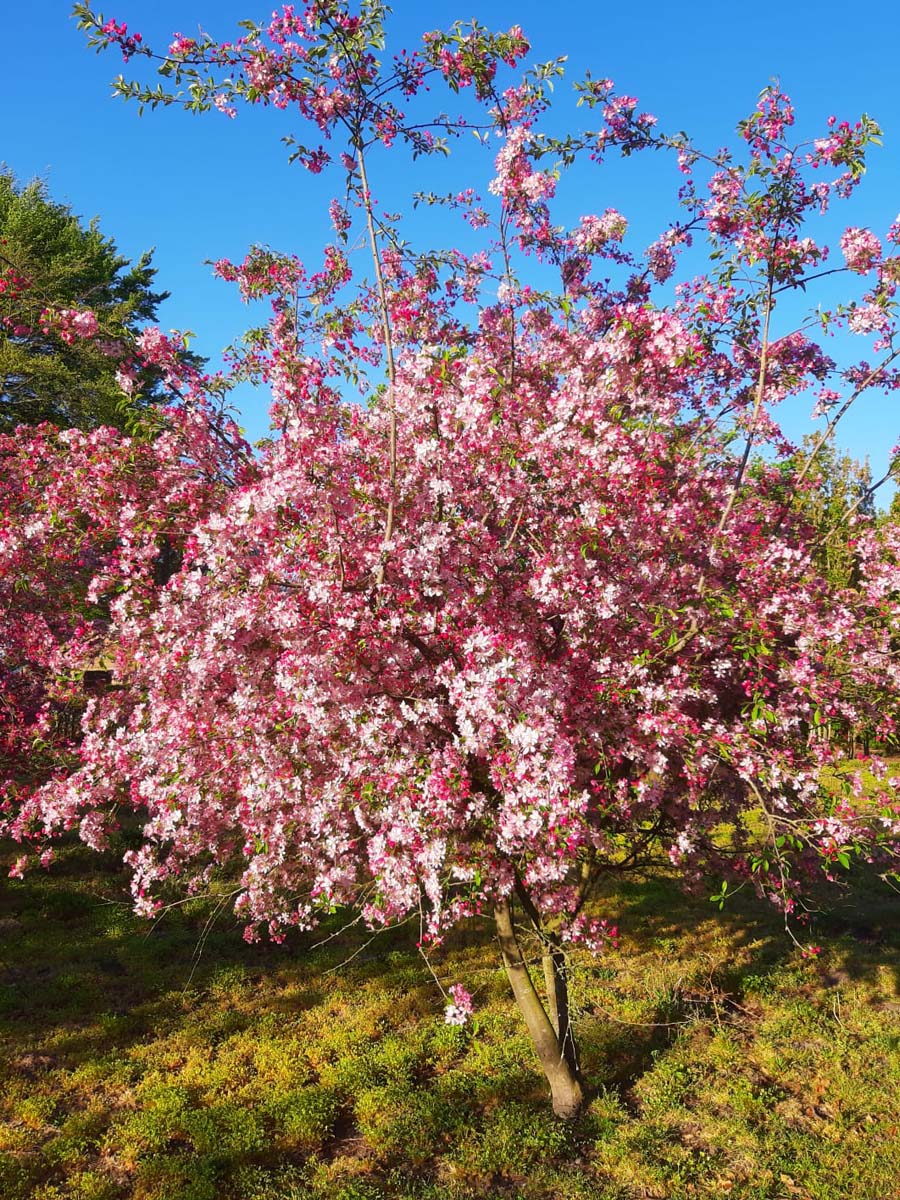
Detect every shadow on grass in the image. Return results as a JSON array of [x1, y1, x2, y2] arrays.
[[4, 843, 899, 1060], [3, 841, 900, 1200], [569, 866, 900, 1108]]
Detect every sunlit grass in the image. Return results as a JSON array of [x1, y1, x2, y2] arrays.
[[2, 840, 899, 1199]]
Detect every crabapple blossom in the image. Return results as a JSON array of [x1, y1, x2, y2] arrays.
[[444, 984, 474, 1025], [42, 307, 100, 344], [848, 303, 889, 335], [841, 226, 882, 273], [0, 405, 250, 827]]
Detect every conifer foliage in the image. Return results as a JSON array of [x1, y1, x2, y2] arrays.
[[0, 170, 177, 430]]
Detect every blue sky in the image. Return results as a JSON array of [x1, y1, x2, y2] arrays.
[[3, 1, 899, 488]]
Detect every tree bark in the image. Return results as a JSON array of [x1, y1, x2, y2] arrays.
[[494, 898, 585, 1119], [541, 939, 579, 1078]]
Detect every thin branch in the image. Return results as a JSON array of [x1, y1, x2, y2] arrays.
[[355, 145, 398, 590], [715, 272, 775, 538]]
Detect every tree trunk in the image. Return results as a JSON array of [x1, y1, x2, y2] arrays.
[[541, 940, 579, 1078], [494, 898, 585, 1119]]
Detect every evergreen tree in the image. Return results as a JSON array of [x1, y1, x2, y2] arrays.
[[0, 170, 174, 430]]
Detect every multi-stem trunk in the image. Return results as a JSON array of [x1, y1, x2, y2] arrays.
[[494, 898, 585, 1119], [541, 937, 579, 1078]]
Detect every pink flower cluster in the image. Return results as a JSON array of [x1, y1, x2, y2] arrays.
[[848, 302, 889, 336], [489, 126, 556, 207], [100, 16, 143, 62], [840, 227, 881, 274], [573, 211, 627, 254], [42, 307, 100, 344], [444, 984, 474, 1025]]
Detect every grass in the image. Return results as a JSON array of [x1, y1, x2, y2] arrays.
[[2, 842, 900, 1199]]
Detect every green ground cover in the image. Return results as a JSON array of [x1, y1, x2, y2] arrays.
[[1, 841, 899, 1200]]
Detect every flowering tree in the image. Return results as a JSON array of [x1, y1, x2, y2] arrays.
[[5, 2, 900, 1117], [0, 347, 251, 860]]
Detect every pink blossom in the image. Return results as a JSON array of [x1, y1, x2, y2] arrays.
[[645, 231, 681, 283], [214, 94, 237, 119], [8, 856, 28, 880], [48, 308, 100, 343], [115, 365, 138, 395], [168, 35, 196, 58], [840, 227, 881, 273], [444, 984, 474, 1025], [848, 302, 889, 335], [574, 210, 627, 253]]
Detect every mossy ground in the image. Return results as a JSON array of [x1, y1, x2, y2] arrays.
[[1, 841, 899, 1200]]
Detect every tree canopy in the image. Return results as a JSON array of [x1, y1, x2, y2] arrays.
[[3, 2, 900, 1119]]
